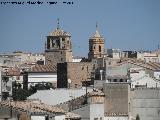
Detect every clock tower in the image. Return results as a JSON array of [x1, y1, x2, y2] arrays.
[[45, 19, 72, 66]]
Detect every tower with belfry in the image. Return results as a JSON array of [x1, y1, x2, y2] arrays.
[[88, 23, 106, 60], [45, 19, 72, 66]]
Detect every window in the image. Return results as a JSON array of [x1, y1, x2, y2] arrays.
[[99, 45, 101, 52], [114, 79, 117, 82], [120, 79, 123, 82], [62, 38, 65, 41]]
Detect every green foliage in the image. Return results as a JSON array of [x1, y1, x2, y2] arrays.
[[12, 81, 29, 101], [12, 88, 29, 101], [136, 114, 140, 120], [12, 82, 54, 101]]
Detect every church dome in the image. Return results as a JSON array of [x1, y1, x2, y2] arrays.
[[49, 28, 71, 36]]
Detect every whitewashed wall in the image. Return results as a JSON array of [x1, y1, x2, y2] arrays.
[[28, 72, 57, 83], [112, 53, 121, 59], [130, 88, 160, 120], [130, 68, 160, 88], [104, 116, 128, 120], [55, 115, 65, 120], [90, 104, 104, 120], [31, 115, 46, 120], [154, 71, 160, 79]]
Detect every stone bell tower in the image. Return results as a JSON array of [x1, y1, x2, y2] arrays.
[[88, 23, 106, 60], [45, 19, 72, 66]]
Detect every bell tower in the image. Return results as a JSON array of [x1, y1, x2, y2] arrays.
[[45, 19, 72, 66], [88, 23, 106, 60]]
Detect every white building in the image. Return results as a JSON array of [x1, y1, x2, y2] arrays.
[[107, 49, 122, 59], [72, 56, 82, 62], [27, 64, 57, 87], [28, 88, 93, 105], [137, 52, 159, 63], [72, 90, 105, 120], [104, 116, 128, 120], [130, 67, 160, 88], [0, 100, 81, 120], [0, 52, 45, 68]]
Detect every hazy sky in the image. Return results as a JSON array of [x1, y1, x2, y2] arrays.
[[0, 0, 160, 57]]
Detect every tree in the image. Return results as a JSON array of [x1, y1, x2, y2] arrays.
[[12, 81, 29, 100], [136, 114, 140, 120], [12, 82, 54, 101]]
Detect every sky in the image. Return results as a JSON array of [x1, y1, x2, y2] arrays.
[[0, 0, 160, 57]]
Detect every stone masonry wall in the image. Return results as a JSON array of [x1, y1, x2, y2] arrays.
[[57, 62, 94, 88]]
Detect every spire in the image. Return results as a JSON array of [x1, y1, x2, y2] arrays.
[[96, 22, 98, 31], [92, 22, 101, 38], [57, 18, 60, 29]]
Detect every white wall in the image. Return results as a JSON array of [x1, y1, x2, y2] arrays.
[[28, 72, 57, 83], [130, 68, 160, 88], [104, 116, 128, 120], [72, 58, 82, 62], [130, 88, 160, 120], [90, 104, 104, 120], [55, 115, 65, 120], [137, 52, 144, 60], [72, 105, 90, 120], [28, 88, 93, 106], [112, 53, 120, 59], [31, 115, 46, 120], [154, 71, 160, 79]]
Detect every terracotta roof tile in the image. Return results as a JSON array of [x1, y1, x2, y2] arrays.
[[0, 100, 81, 119], [88, 89, 105, 96], [117, 58, 160, 71], [7, 67, 21, 76], [30, 64, 57, 73]]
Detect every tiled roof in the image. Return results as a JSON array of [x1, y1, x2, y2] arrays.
[[116, 58, 160, 71], [30, 64, 57, 73], [92, 30, 101, 38], [7, 67, 21, 76], [65, 112, 81, 119], [49, 28, 70, 36], [0, 101, 64, 114], [88, 89, 105, 97], [106, 75, 128, 79], [105, 112, 128, 117], [0, 100, 81, 119]]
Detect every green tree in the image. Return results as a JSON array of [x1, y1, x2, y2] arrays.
[[12, 81, 29, 100], [136, 114, 140, 120], [12, 82, 54, 101]]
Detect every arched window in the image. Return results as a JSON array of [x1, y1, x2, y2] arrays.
[[120, 79, 123, 82], [114, 79, 117, 82], [99, 45, 101, 52]]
